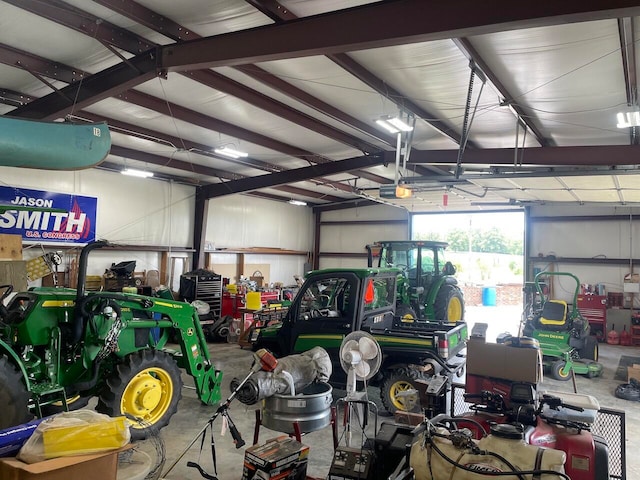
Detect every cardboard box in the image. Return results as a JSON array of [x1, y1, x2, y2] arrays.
[[0, 446, 126, 480], [0, 234, 22, 260], [242, 436, 308, 480], [466, 338, 541, 384], [627, 364, 640, 383]]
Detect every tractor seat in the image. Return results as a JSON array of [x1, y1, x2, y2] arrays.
[[536, 300, 569, 331]]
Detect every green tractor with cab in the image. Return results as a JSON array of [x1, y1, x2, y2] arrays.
[[522, 271, 602, 380], [0, 240, 223, 438], [367, 240, 464, 322]]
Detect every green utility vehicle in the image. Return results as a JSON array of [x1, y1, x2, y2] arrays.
[[251, 267, 468, 413], [0, 241, 223, 438], [367, 241, 464, 322], [522, 271, 602, 380]]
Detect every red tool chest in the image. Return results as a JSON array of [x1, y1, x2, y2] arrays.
[[577, 294, 607, 341]]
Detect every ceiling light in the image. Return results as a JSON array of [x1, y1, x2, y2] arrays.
[[395, 185, 412, 198], [288, 199, 307, 206], [121, 168, 153, 178], [379, 184, 413, 199], [617, 110, 640, 128], [375, 115, 414, 133], [214, 146, 249, 159]]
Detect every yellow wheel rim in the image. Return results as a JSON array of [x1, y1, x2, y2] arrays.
[[448, 296, 463, 322], [557, 364, 571, 378], [401, 312, 415, 322], [121, 367, 173, 427], [389, 380, 415, 411]]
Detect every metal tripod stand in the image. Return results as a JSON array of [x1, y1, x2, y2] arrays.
[[162, 365, 258, 479]]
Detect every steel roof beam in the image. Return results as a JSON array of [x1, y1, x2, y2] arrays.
[[11, 0, 391, 184], [92, 0, 383, 154], [9, 49, 157, 120], [0, 43, 87, 85], [4, 0, 155, 53], [77, 111, 355, 195], [407, 145, 640, 166], [110, 145, 343, 201], [618, 17, 639, 145], [160, 0, 640, 70], [233, 64, 396, 146], [183, 69, 381, 154], [451, 38, 552, 147], [0, 88, 34, 107], [200, 152, 389, 199]]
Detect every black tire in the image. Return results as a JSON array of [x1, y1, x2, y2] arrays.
[[0, 356, 32, 429], [615, 383, 640, 401], [579, 335, 599, 361], [380, 368, 426, 414], [41, 394, 91, 416], [550, 360, 572, 381], [396, 304, 417, 322], [434, 285, 464, 322], [97, 350, 183, 440], [216, 315, 233, 339]]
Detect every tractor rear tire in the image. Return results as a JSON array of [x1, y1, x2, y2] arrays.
[[434, 285, 464, 322], [0, 356, 32, 429], [396, 304, 417, 322], [579, 335, 599, 361], [380, 368, 426, 414], [550, 360, 572, 381], [97, 349, 183, 440]]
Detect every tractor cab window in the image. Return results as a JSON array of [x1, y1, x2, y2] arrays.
[[299, 276, 351, 320], [420, 249, 435, 275]]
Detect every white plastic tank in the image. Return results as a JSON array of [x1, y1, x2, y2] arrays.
[[411, 423, 566, 480]]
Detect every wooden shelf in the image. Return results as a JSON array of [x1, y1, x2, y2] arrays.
[[205, 247, 309, 256]]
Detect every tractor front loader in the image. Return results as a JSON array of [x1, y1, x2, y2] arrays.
[[0, 240, 223, 439]]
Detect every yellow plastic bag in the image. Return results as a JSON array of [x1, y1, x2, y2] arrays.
[[17, 410, 130, 463]]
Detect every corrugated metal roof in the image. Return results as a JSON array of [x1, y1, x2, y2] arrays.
[[1, 0, 640, 211]]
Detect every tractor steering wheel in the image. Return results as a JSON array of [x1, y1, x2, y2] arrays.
[[0, 284, 14, 321]]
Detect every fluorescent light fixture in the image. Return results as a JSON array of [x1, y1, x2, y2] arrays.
[[121, 168, 153, 178], [375, 115, 414, 133], [288, 199, 307, 206], [617, 110, 640, 128], [214, 146, 249, 159]]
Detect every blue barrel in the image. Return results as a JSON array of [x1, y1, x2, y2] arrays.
[[482, 287, 497, 306]]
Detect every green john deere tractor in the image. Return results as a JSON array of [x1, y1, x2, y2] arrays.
[[522, 271, 602, 380], [367, 240, 464, 322], [0, 241, 223, 439]]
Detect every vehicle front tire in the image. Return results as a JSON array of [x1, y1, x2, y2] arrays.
[[550, 360, 572, 381], [0, 356, 32, 429], [97, 350, 183, 440], [434, 285, 464, 322], [380, 368, 425, 414]]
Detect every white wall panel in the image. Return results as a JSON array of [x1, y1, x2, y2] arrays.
[[529, 206, 640, 304], [0, 166, 194, 247], [205, 195, 312, 250], [318, 204, 408, 269], [205, 195, 313, 284]]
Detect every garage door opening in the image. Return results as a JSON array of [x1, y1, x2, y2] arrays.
[[412, 211, 525, 339]]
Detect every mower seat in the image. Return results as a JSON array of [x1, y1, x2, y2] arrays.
[[536, 300, 568, 331]]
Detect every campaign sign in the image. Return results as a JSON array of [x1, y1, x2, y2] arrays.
[[0, 186, 97, 243]]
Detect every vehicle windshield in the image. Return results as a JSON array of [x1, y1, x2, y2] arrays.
[[299, 276, 351, 318]]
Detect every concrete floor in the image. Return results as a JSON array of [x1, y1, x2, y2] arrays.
[[146, 306, 639, 480]]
